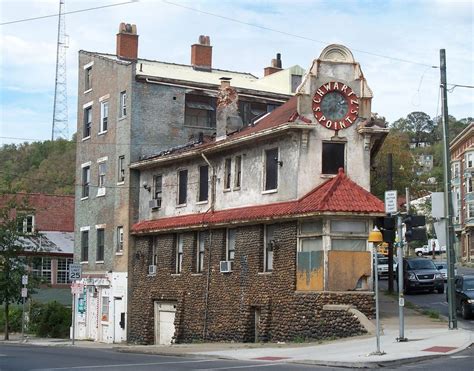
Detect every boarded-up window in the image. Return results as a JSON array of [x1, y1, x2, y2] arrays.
[[178, 169, 188, 205], [264, 148, 278, 191], [199, 166, 208, 202], [297, 237, 323, 291], [322, 142, 344, 174]]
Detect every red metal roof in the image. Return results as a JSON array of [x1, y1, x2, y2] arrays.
[[0, 193, 75, 232], [132, 169, 384, 234]]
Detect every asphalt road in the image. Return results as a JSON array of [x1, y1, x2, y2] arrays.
[[379, 264, 474, 331], [1, 343, 473, 371]]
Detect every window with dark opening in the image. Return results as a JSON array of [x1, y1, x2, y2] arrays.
[[178, 169, 188, 205], [81, 230, 89, 262], [224, 158, 231, 190], [83, 106, 92, 138], [199, 165, 208, 202], [153, 175, 162, 208], [185, 95, 216, 128], [264, 148, 279, 191], [97, 228, 105, 261], [239, 101, 267, 125], [234, 156, 242, 188], [322, 142, 345, 175]]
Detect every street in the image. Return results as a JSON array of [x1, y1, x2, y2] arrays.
[[379, 264, 474, 331]]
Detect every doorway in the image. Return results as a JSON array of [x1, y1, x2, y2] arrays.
[[154, 301, 177, 345]]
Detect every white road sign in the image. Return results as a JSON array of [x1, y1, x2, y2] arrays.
[[21, 288, 27, 298], [22, 275, 28, 285], [385, 190, 398, 214], [71, 282, 84, 295], [69, 264, 82, 281]]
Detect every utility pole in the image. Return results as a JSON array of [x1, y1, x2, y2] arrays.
[[440, 49, 457, 330], [51, 0, 69, 140]]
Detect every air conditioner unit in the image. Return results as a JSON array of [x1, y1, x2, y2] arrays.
[[149, 199, 161, 209], [148, 264, 157, 275], [220, 260, 233, 273]]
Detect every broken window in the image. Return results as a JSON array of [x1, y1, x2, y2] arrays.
[[264, 148, 279, 191], [322, 142, 345, 175], [224, 158, 231, 190], [185, 94, 215, 128], [178, 169, 188, 205], [198, 165, 208, 202]]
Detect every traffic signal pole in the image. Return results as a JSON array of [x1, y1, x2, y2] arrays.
[[440, 49, 457, 330]]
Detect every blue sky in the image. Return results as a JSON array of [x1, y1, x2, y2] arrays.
[[0, 0, 473, 145]]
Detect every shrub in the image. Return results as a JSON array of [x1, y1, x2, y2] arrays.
[[29, 301, 71, 338], [0, 305, 23, 333]]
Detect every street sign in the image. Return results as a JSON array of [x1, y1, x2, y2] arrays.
[[385, 190, 398, 214], [71, 282, 84, 295], [399, 297, 405, 307], [69, 264, 82, 281], [22, 275, 28, 285], [21, 288, 27, 298]]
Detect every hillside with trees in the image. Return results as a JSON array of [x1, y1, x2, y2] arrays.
[[0, 139, 76, 195]]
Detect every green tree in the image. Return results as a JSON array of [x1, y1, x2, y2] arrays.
[[391, 111, 436, 146], [0, 194, 41, 340]]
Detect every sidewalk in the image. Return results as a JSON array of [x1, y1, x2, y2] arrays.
[[1, 291, 472, 368]]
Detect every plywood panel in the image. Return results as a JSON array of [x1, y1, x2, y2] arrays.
[[327, 251, 371, 291]]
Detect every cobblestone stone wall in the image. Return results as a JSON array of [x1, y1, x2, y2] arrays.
[[128, 221, 374, 344]]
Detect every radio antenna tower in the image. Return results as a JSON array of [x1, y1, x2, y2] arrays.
[[51, 0, 69, 140]]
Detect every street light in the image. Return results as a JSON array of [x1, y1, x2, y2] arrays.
[[368, 226, 385, 356]]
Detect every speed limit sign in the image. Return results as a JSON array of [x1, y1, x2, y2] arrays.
[[69, 264, 82, 281]]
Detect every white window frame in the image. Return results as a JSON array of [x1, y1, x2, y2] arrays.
[[197, 232, 205, 273], [97, 157, 107, 197], [264, 225, 275, 272], [118, 155, 125, 184], [18, 214, 35, 234], [116, 226, 124, 252], [466, 177, 473, 194], [83, 61, 93, 93], [452, 162, 460, 179], [56, 257, 73, 284], [234, 155, 242, 189], [226, 228, 236, 262], [81, 162, 91, 199], [99, 100, 109, 134], [119, 91, 127, 118], [263, 147, 279, 193], [466, 152, 474, 169], [224, 158, 232, 190], [101, 296, 109, 322], [176, 234, 184, 274]]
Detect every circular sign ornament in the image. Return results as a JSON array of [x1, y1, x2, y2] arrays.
[[312, 81, 359, 131]]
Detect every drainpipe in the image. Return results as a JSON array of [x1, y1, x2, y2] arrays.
[[201, 153, 216, 340]]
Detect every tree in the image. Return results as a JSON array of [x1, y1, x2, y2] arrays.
[[391, 112, 437, 147], [0, 194, 40, 340]]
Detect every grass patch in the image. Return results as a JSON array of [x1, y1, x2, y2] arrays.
[[421, 309, 440, 319]]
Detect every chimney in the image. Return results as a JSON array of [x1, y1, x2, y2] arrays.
[[264, 53, 283, 76], [216, 78, 242, 141], [116, 23, 138, 61], [191, 35, 212, 71]]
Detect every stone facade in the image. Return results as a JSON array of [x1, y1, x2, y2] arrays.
[[129, 221, 374, 344]]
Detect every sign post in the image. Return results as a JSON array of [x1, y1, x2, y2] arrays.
[[21, 275, 28, 342], [69, 264, 82, 346]]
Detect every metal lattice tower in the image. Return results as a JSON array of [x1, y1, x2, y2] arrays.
[[51, 0, 69, 140]]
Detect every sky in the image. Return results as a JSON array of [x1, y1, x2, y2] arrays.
[[0, 0, 473, 145]]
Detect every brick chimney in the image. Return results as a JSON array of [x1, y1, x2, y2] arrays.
[[116, 23, 138, 61], [216, 78, 242, 141], [264, 53, 283, 76], [191, 35, 212, 71]]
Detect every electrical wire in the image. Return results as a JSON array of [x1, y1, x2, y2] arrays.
[[0, 1, 138, 26]]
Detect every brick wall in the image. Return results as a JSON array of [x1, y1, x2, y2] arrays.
[[129, 221, 374, 344]]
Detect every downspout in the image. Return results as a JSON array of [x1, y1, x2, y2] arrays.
[[201, 153, 216, 340]]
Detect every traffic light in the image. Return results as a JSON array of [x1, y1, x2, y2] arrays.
[[375, 216, 396, 243], [404, 214, 426, 242]]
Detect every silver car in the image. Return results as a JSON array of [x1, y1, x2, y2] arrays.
[[434, 261, 458, 282]]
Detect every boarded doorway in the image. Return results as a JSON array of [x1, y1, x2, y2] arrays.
[[154, 301, 176, 345]]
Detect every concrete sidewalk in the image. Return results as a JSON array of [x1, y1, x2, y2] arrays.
[[1, 292, 473, 368]]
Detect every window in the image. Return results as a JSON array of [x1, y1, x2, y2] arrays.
[[176, 234, 184, 274], [330, 219, 368, 251], [83, 106, 92, 138], [57, 258, 73, 284], [178, 169, 188, 205], [322, 142, 345, 174], [466, 152, 474, 168], [82, 165, 90, 198], [97, 228, 105, 261], [184, 95, 215, 128], [467, 177, 473, 194], [197, 232, 205, 273], [118, 156, 125, 183], [226, 228, 236, 261], [17, 215, 34, 234], [151, 236, 158, 266], [264, 225, 276, 272], [468, 202, 474, 220], [452, 162, 460, 179], [120, 91, 127, 118], [116, 226, 124, 252], [98, 161, 107, 196], [84, 65, 92, 91], [239, 101, 267, 125], [153, 175, 162, 207], [101, 296, 109, 322], [81, 230, 89, 262], [264, 148, 279, 191], [291, 74, 302, 93], [100, 101, 108, 133], [234, 156, 242, 188], [32, 258, 52, 283], [224, 158, 232, 190], [198, 165, 208, 202], [331, 220, 367, 233]]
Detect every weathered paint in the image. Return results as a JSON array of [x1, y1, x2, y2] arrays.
[[327, 250, 371, 291], [296, 250, 324, 291]]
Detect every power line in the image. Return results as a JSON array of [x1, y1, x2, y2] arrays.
[[0, 1, 138, 26], [162, 0, 439, 69]]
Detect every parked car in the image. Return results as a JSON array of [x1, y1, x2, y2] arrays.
[[453, 275, 474, 319], [376, 256, 397, 279], [434, 261, 458, 282], [397, 258, 444, 294]]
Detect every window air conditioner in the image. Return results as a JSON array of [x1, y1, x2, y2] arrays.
[[220, 260, 233, 273], [148, 264, 157, 275], [149, 199, 161, 209]]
